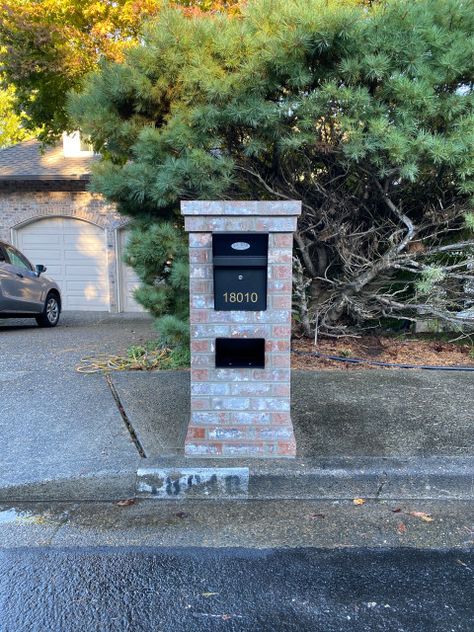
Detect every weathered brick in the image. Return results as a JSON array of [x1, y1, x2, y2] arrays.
[[271, 354, 291, 368], [189, 248, 210, 263], [190, 280, 212, 294], [191, 340, 211, 353], [214, 369, 254, 381], [272, 383, 291, 397], [271, 265, 292, 280], [186, 427, 206, 439], [212, 397, 251, 410], [222, 442, 277, 456], [250, 398, 291, 411], [257, 427, 294, 440], [192, 411, 232, 425], [191, 353, 214, 367], [191, 382, 229, 396], [190, 397, 211, 410], [231, 412, 271, 424], [190, 265, 212, 279], [229, 325, 268, 337], [268, 279, 292, 292], [190, 309, 209, 323], [253, 369, 291, 381], [207, 427, 248, 441], [271, 233, 294, 248], [272, 412, 292, 424], [210, 311, 253, 324], [268, 249, 293, 264], [191, 325, 230, 338], [230, 382, 272, 396], [185, 442, 223, 456], [272, 325, 292, 338], [185, 216, 257, 232], [191, 295, 213, 309], [191, 369, 209, 382], [189, 233, 212, 247], [271, 294, 292, 309], [255, 309, 290, 324], [255, 217, 297, 232], [277, 441, 297, 456], [265, 340, 291, 352]]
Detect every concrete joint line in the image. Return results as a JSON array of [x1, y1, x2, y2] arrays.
[[105, 374, 147, 459]]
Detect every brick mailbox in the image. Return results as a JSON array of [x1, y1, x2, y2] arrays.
[[181, 200, 302, 458]]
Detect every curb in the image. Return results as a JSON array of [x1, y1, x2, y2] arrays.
[[1, 456, 473, 502]]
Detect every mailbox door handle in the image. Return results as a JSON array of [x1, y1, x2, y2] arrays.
[[213, 256, 267, 267]]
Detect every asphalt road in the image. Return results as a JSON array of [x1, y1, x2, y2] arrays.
[[0, 547, 472, 632]]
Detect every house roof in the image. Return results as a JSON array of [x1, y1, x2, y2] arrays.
[[0, 139, 96, 181]]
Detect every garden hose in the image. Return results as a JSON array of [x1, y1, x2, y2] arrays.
[[76, 349, 171, 374], [292, 349, 474, 372]]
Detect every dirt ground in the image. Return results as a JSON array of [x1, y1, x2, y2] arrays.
[[291, 335, 474, 371]]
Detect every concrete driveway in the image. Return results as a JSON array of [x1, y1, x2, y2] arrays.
[[0, 312, 155, 490]]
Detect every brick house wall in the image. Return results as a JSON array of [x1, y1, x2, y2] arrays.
[[0, 186, 129, 312]]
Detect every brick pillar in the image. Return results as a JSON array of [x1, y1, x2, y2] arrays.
[[181, 201, 302, 458]]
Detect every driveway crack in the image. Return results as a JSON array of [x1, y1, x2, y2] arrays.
[[105, 373, 147, 458]]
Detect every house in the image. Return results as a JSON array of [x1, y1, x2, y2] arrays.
[[0, 133, 142, 312]]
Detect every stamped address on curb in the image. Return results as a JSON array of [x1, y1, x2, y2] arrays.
[[136, 467, 250, 499]]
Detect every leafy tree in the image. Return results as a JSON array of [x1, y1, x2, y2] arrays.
[[0, 80, 32, 147], [124, 219, 190, 362], [0, 0, 241, 141], [70, 0, 474, 339]]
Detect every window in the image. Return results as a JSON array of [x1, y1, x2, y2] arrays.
[[5, 246, 32, 271], [0, 247, 6, 263]]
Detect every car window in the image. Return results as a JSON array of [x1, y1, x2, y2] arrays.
[[0, 246, 6, 263], [5, 245, 33, 271]]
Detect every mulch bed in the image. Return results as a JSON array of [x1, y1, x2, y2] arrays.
[[291, 335, 474, 371]]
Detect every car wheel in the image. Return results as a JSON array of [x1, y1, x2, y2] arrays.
[[36, 293, 60, 328]]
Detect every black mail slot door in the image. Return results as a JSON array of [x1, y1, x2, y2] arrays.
[[213, 233, 268, 311]]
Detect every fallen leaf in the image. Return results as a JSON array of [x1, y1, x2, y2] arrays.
[[391, 508, 401, 513], [176, 511, 189, 519], [353, 498, 366, 506], [116, 498, 135, 507], [397, 522, 407, 534], [201, 592, 219, 598], [407, 511, 434, 523]]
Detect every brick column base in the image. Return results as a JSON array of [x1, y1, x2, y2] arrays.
[[181, 201, 301, 458]]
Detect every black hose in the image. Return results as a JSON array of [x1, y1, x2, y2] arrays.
[[292, 349, 474, 372]]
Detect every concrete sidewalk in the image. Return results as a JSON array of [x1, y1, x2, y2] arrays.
[[110, 369, 474, 459], [2, 371, 473, 501], [1, 311, 473, 501]]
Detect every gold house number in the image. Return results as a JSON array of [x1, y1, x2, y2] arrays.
[[223, 292, 259, 303]]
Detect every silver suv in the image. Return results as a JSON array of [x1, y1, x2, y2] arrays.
[[0, 240, 61, 327]]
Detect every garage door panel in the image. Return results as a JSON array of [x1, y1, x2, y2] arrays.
[[21, 235, 62, 247], [118, 229, 144, 312], [16, 217, 109, 311]]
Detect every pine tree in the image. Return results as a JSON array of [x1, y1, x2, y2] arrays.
[[70, 0, 474, 340]]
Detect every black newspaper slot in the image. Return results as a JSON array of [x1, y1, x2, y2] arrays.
[[215, 338, 265, 369], [213, 233, 268, 311]]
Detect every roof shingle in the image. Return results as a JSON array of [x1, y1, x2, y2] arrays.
[[0, 139, 96, 181]]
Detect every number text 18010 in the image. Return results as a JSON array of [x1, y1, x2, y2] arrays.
[[223, 292, 258, 304]]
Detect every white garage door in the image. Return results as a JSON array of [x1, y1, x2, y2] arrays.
[[119, 228, 144, 312], [16, 217, 109, 311]]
